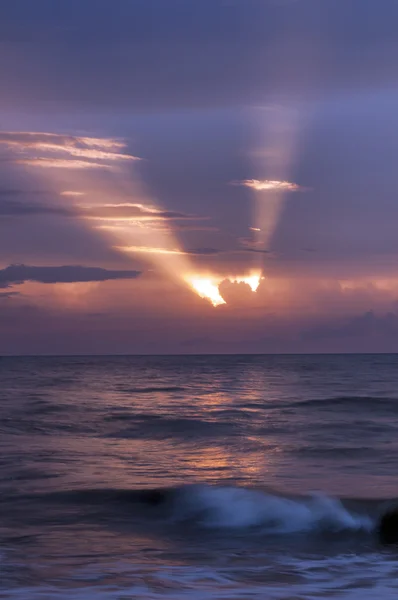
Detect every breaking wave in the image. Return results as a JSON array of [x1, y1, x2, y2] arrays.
[[31, 484, 379, 536], [168, 485, 374, 533]]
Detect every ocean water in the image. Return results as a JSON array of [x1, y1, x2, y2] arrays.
[[2, 354, 398, 599]]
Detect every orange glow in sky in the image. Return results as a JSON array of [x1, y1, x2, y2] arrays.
[[228, 274, 261, 292], [185, 272, 262, 306], [1, 129, 265, 311], [185, 276, 227, 307]]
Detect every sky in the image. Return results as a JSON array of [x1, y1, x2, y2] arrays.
[[1, 0, 398, 354]]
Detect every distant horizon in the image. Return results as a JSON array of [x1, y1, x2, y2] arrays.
[[2, 352, 398, 358]]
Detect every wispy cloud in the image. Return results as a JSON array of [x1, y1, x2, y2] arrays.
[[94, 222, 218, 235], [233, 179, 303, 192], [0, 197, 73, 217], [0, 193, 211, 229], [0, 264, 142, 289], [243, 247, 272, 255], [82, 203, 207, 222], [0, 132, 125, 149], [118, 245, 186, 256], [168, 224, 219, 232], [119, 245, 220, 256], [238, 236, 264, 249], [0, 291, 21, 299], [25, 143, 135, 162], [61, 191, 86, 197], [187, 248, 220, 255], [0, 132, 139, 170], [132, 222, 219, 232], [16, 158, 116, 170]]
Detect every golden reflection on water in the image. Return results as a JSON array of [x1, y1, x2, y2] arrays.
[[39, 429, 281, 491], [28, 359, 293, 492]]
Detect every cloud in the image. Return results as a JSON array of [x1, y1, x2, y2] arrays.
[[301, 310, 398, 341], [60, 191, 85, 197], [0, 197, 73, 218], [118, 245, 220, 256], [233, 179, 303, 192], [0, 264, 142, 289], [0, 132, 139, 171], [0, 291, 20, 299], [138, 222, 219, 232], [172, 224, 219, 232], [238, 236, 266, 249], [16, 158, 116, 170], [243, 247, 272, 254], [82, 203, 205, 222], [0, 196, 204, 223], [0, 132, 125, 149], [22, 144, 133, 162], [0, 189, 49, 197], [116, 245, 185, 256], [187, 247, 220, 255]]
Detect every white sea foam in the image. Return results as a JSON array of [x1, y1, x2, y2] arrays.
[[171, 484, 374, 533]]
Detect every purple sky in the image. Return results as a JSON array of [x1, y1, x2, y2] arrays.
[[1, 0, 398, 354]]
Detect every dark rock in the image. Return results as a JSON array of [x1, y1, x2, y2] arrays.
[[378, 508, 398, 545]]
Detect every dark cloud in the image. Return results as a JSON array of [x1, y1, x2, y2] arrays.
[[0, 197, 73, 217], [187, 248, 220, 255], [0, 291, 20, 299], [85, 204, 205, 221], [0, 195, 200, 222], [243, 248, 271, 255], [0, 189, 49, 196], [0, 188, 73, 218], [0, 264, 142, 288], [172, 224, 219, 232]]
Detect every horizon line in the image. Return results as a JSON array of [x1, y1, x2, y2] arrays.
[[1, 352, 397, 358]]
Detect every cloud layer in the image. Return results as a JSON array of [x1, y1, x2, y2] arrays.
[[0, 264, 142, 289]]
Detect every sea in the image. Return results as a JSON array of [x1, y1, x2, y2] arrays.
[[2, 354, 398, 599]]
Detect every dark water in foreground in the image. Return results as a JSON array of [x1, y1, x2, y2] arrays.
[[2, 354, 398, 599]]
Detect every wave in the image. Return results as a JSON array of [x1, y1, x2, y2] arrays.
[[26, 484, 380, 536], [295, 445, 377, 458], [290, 396, 398, 413], [168, 485, 374, 533], [104, 413, 237, 440], [116, 386, 185, 394]]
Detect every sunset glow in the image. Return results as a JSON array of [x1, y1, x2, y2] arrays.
[[228, 274, 262, 293], [2, 0, 397, 356], [236, 179, 302, 192], [185, 272, 262, 306], [185, 276, 226, 306]]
